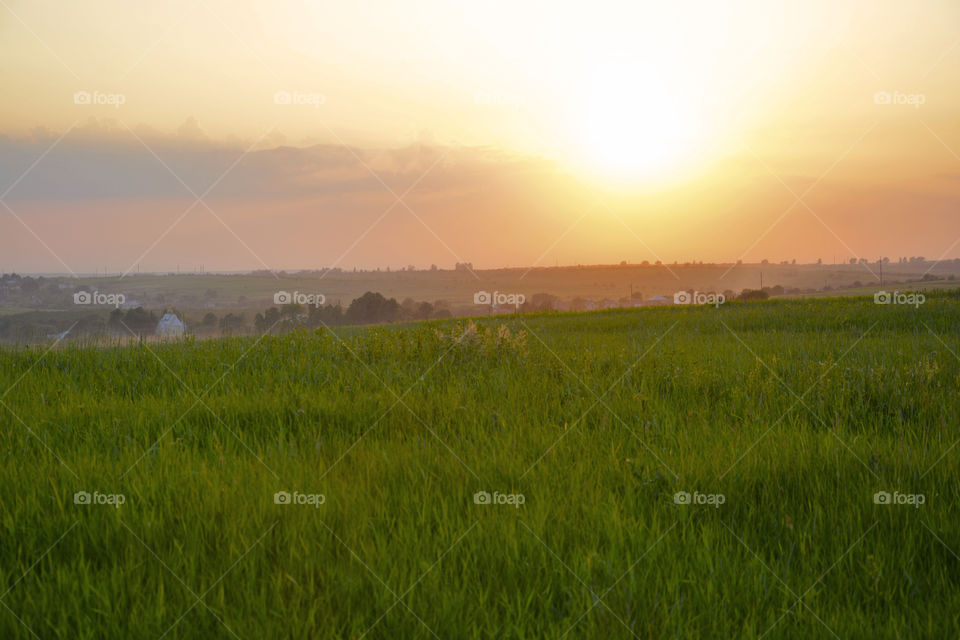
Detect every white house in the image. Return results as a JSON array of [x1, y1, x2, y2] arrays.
[[156, 313, 186, 336]]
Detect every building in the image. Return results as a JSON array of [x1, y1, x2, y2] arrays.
[[156, 313, 186, 336]]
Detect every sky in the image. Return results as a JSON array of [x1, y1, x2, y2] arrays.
[[1, 0, 959, 274]]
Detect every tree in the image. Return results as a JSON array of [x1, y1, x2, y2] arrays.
[[738, 289, 769, 301], [523, 293, 556, 313], [308, 304, 344, 328], [264, 307, 281, 326], [255, 307, 282, 332], [219, 313, 246, 334], [108, 308, 124, 331], [345, 292, 400, 325], [400, 297, 418, 320], [118, 307, 157, 335], [280, 303, 304, 319]]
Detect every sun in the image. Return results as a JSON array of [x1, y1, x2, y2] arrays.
[[580, 61, 702, 179]]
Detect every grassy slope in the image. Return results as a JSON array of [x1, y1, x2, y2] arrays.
[[1, 294, 959, 638]]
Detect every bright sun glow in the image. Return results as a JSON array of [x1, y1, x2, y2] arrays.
[[581, 62, 703, 179]]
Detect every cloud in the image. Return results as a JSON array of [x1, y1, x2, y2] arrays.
[[0, 120, 557, 202], [3, 119, 958, 273]]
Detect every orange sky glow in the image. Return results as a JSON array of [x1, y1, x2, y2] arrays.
[[1, 0, 959, 273]]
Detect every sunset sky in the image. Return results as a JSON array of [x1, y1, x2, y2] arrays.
[[1, 0, 959, 274]]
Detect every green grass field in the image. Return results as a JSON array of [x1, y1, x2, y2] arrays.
[[2, 294, 959, 638]]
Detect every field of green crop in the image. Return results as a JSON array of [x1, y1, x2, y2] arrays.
[[1, 294, 959, 639]]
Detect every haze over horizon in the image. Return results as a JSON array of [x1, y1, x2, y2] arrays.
[[3, 0, 959, 274]]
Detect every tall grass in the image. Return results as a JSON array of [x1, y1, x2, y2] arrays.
[[1, 294, 959, 638]]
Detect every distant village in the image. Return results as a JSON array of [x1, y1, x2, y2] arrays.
[[0, 259, 955, 343]]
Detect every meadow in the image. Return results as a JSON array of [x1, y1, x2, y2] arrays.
[[1, 294, 959, 638]]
